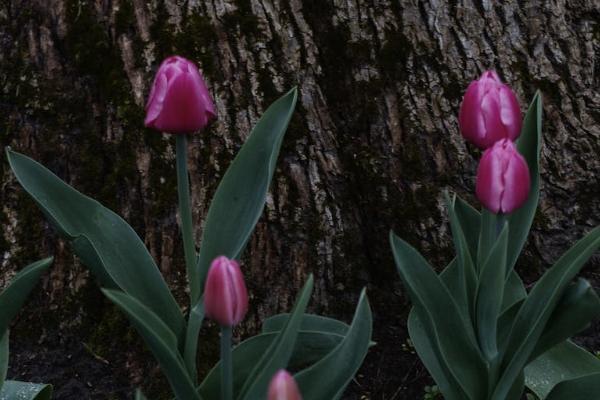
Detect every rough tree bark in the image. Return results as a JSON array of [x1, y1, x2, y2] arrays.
[[1, 0, 598, 398]]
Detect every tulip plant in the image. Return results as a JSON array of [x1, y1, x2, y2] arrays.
[[6, 56, 372, 400], [390, 71, 600, 400], [0, 258, 53, 400]]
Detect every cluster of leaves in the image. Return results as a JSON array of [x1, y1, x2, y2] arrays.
[[0, 258, 53, 400], [6, 88, 373, 399], [391, 93, 600, 400]]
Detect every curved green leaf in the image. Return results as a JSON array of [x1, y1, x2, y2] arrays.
[[196, 88, 298, 301], [135, 389, 149, 400], [0, 381, 52, 400], [475, 223, 508, 360], [184, 299, 205, 383], [506, 92, 542, 273], [199, 330, 345, 399], [454, 196, 481, 258], [238, 275, 312, 400], [477, 209, 500, 268], [0, 333, 7, 391], [295, 289, 372, 400], [0, 257, 53, 335], [102, 290, 200, 400], [407, 310, 468, 400], [531, 279, 600, 361], [446, 193, 478, 321], [390, 231, 486, 400], [7, 149, 185, 343], [494, 226, 600, 400], [525, 341, 600, 399], [262, 314, 350, 336], [544, 373, 600, 400]]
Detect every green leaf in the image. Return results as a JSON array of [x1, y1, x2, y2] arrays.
[[501, 272, 527, 313], [6, 149, 185, 343], [0, 332, 7, 391], [544, 373, 600, 400], [445, 193, 478, 322], [390, 231, 486, 400], [199, 330, 344, 399], [135, 389, 149, 400], [530, 279, 600, 361], [493, 226, 600, 400], [295, 289, 372, 400], [475, 223, 508, 360], [262, 314, 350, 337], [525, 341, 600, 399], [0, 381, 52, 400], [407, 310, 468, 400], [477, 209, 499, 268], [102, 290, 200, 400], [506, 92, 542, 273], [184, 299, 205, 383], [238, 275, 313, 400], [454, 195, 481, 258], [196, 88, 298, 301], [0, 257, 53, 335]]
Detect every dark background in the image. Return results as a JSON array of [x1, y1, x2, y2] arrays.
[[1, 0, 599, 398]]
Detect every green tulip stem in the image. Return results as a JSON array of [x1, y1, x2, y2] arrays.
[[176, 134, 198, 301], [220, 326, 233, 400]]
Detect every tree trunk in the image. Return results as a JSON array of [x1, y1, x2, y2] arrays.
[[1, 0, 598, 398]]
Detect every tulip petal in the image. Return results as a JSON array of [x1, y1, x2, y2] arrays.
[[499, 86, 522, 141], [144, 73, 168, 127], [476, 146, 504, 213], [480, 89, 507, 148], [204, 256, 248, 326], [144, 56, 216, 134], [500, 151, 531, 213]]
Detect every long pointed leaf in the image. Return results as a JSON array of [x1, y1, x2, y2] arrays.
[[7, 149, 185, 343], [525, 341, 600, 399], [475, 223, 508, 360], [238, 275, 313, 400], [544, 373, 600, 400], [493, 226, 600, 400], [531, 279, 600, 360], [0, 257, 53, 335], [0, 381, 52, 400], [199, 329, 346, 399], [0, 333, 7, 391], [446, 194, 478, 321], [184, 299, 205, 383], [196, 88, 298, 301], [262, 314, 350, 336], [506, 92, 542, 272], [295, 289, 372, 400], [102, 290, 200, 400], [390, 231, 486, 400], [407, 310, 469, 400]]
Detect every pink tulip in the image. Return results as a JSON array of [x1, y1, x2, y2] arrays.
[[459, 70, 521, 149], [268, 370, 302, 400], [144, 56, 216, 134], [476, 139, 531, 214], [204, 256, 248, 327]]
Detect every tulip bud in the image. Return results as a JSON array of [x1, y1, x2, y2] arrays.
[[476, 139, 530, 214], [459, 70, 521, 149], [268, 370, 302, 400], [204, 256, 248, 327], [145, 56, 216, 134]]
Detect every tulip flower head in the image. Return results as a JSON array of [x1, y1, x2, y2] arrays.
[[268, 370, 302, 400], [145, 56, 216, 134], [204, 256, 248, 327], [459, 70, 522, 149], [476, 139, 531, 214]]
